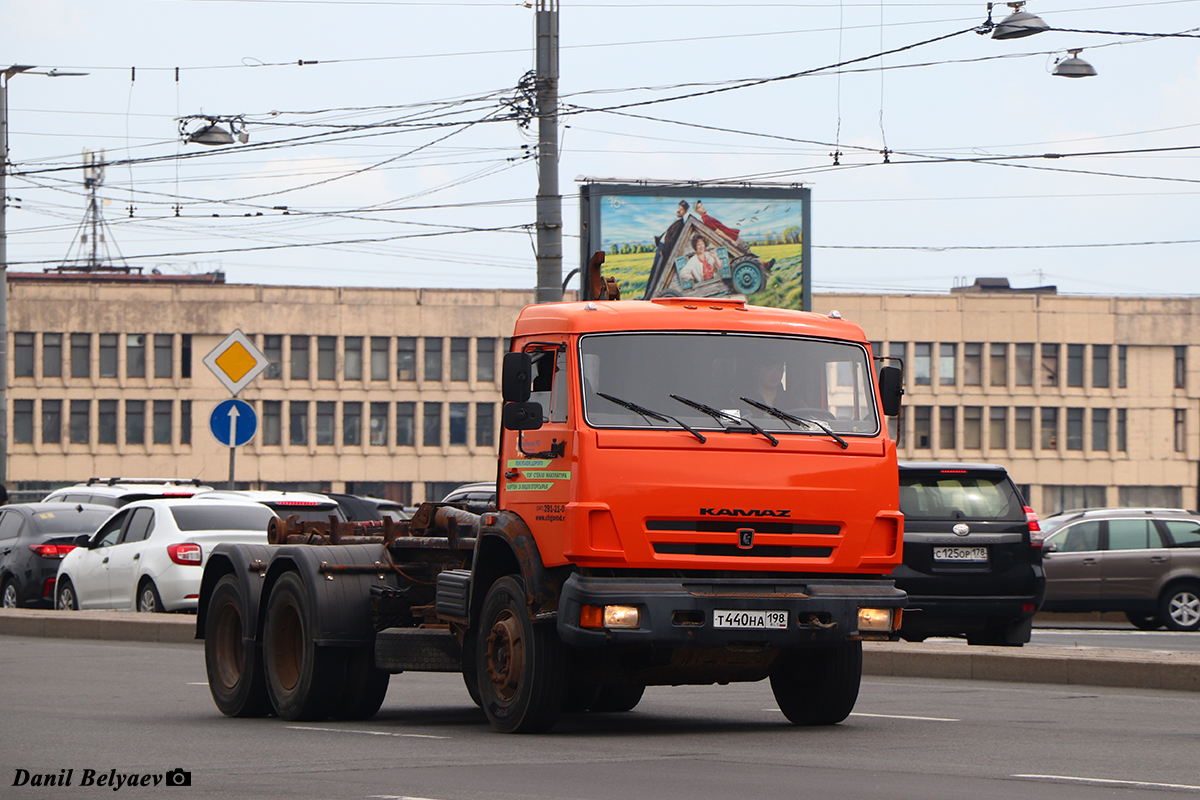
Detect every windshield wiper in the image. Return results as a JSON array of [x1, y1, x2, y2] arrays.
[[670, 394, 778, 447], [597, 392, 706, 443], [739, 398, 849, 449]]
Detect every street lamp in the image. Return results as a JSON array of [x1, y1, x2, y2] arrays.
[[989, 1, 1049, 39], [1053, 49, 1098, 78], [0, 65, 88, 486], [178, 115, 249, 146]]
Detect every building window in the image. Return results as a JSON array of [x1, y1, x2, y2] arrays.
[[1066, 407, 1084, 450], [476, 403, 495, 447], [397, 338, 416, 381], [71, 333, 90, 378], [989, 343, 1007, 388], [1067, 344, 1084, 387], [448, 402, 468, 445], [963, 343, 982, 386], [180, 400, 191, 445], [424, 338, 443, 382], [938, 407, 955, 450], [127, 335, 147, 379], [344, 337, 362, 381], [70, 400, 89, 444], [1175, 346, 1187, 389], [889, 343, 906, 386], [291, 336, 310, 381], [1015, 343, 1033, 387], [1175, 408, 1186, 452], [317, 336, 336, 381], [1118, 345, 1127, 389], [1092, 407, 1109, 451], [316, 401, 335, 446], [371, 337, 389, 381], [1119, 486, 1181, 508], [1040, 407, 1058, 450], [13, 400, 33, 443], [935, 343, 956, 386], [264, 335, 283, 379], [1117, 408, 1127, 452], [369, 402, 388, 446], [153, 400, 172, 445], [125, 400, 145, 445], [154, 334, 173, 379], [989, 407, 1007, 450], [289, 401, 308, 446], [914, 406, 931, 449], [1041, 343, 1059, 387], [14, 333, 34, 377], [98, 400, 117, 444], [963, 406, 982, 449], [396, 402, 415, 446], [343, 402, 362, 446], [1044, 485, 1107, 515], [477, 338, 496, 383], [43, 333, 62, 378], [1092, 345, 1110, 388], [913, 343, 931, 386], [1015, 407, 1033, 449], [423, 402, 442, 447], [263, 401, 282, 445], [180, 334, 192, 379], [448, 337, 469, 382]]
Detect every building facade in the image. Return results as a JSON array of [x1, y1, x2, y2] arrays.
[[8, 274, 1198, 515]]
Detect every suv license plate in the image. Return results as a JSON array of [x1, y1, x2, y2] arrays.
[[713, 610, 788, 629], [933, 546, 988, 562]]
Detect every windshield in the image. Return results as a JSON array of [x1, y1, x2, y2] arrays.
[[579, 332, 879, 435], [170, 504, 277, 532]]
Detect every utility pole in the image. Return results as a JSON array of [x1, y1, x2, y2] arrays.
[[534, 0, 562, 304]]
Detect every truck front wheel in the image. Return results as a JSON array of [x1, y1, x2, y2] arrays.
[[769, 642, 862, 725], [476, 576, 567, 733], [204, 574, 271, 717], [263, 571, 341, 720]]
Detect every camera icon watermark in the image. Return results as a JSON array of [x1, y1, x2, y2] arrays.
[[165, 769, 192, 787]]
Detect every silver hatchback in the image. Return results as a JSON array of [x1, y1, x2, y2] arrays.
[[1040, 507, 1200, 631]]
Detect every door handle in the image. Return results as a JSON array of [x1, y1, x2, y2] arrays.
[[1082, 557, 1098, 565], [1149, 556, 1168, 563], [102, 557, 109, 564], [133, 553, 140, 560]]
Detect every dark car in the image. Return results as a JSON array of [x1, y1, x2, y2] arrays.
[[0, 503, 114, 608], [1039, 507, 1200, 631], [328, 493, 411, 522], [895, 462, 1045, 646], [440, 482, 497, 516]]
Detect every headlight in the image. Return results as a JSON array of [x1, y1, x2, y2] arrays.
[[580, 604, 641, 629], [858, 607, 900, 632]]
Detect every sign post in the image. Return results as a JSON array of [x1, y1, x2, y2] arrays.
[[203, 330, 270, 489]]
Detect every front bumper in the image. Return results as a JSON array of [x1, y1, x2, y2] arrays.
[[556, 573, 906, 648]]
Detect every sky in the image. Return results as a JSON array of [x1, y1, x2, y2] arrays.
[[3, 0, 1200, 297]]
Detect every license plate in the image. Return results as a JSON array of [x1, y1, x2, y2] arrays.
[[713, 610, 788, 629], [933, 546, 988, 562]]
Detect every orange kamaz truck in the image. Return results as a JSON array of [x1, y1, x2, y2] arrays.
[[196, 294, 906, 733]]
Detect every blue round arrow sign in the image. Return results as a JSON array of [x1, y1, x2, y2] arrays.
[[209, 399, 257, 447]]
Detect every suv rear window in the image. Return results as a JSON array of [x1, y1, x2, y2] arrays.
[[900, 472, 1024, 521]]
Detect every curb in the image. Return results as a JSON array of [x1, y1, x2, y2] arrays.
[[0, 608, 197, 645]]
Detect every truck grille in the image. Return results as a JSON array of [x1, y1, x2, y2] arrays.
[[653, 543, 833, 558], [646, 520, 840, 535]]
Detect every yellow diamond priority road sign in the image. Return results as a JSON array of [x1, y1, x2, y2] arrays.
[[203, 329, 270, 396]]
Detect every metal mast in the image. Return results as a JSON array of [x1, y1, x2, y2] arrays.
[[534, 0, 562, 304]]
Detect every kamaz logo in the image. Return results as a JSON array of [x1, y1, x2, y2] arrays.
[[700, 508, 791, 517]]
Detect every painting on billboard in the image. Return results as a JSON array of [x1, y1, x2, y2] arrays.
[[579, 183, 810, 310]]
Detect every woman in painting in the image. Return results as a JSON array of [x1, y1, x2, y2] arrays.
[[680, 235, 723, 284]]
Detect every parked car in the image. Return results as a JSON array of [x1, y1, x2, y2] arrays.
[[196, 490, 346, 523], [0, 503, 113, 608], [41, 478, 212, 508], [328, 493, 410, 522], [1039, 507, 1200, 631], [55, 499, 277, 613], [440, 482, 497, 515], [895, 462, 1045, 646]]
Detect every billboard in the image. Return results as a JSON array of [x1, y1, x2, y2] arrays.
[[579, 182, 811, 310]]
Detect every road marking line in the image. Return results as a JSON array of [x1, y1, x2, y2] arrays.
[[367, 796, 452, 800], [287, 725, 448, 740], [850, 712, 959, 722], [187, 682, 208, 686], [1014, 774, 1200, 791]]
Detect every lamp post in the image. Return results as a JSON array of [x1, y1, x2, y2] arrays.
[[0, 65, 87, 487]]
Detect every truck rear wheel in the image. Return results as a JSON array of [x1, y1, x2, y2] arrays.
[[476, 576, 567, 733], [263, 571, 341, 721], [770, 642, 862, 726], [204, 574, 271, 717]]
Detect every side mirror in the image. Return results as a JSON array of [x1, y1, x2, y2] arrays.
[[503, 401, 544, 431], [878, 366, 904, 417], [74, 534, 90, 547], [502, 352, 533, 403], [1043, 542, 1058, 553]]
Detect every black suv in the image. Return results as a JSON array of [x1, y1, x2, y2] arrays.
[[895, 462, 1046, 646]]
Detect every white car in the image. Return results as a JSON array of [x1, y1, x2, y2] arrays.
[[55, 499, 277, 613]]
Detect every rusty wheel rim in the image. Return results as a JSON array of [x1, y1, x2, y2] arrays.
[[484, 610, 524, 703], [212, 601, 245, 691], [271, 602, 303, 691]]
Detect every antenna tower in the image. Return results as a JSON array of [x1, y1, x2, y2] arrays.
[[48, 149, 139, 275]]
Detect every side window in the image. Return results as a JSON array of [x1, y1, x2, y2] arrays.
[[120, 508, 155, 544], [94, 510, 130, 547], [0, 512, 23, 541], [1058, 520, 1100, 552], [1162, 520, 1200, 548], [1106, 519, 1152, 551], [529, 348, 568, 424]]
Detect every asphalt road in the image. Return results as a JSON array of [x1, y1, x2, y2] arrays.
[[3, 634, 1200, 800]]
